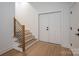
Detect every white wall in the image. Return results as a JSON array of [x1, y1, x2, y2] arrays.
[[15, 2, 38, 39], [30, 2, 73, 47], [70, 3, 79, 48], [0, 2, 15, 54]]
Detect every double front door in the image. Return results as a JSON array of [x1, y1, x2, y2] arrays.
[[39, 11, 62, 44]]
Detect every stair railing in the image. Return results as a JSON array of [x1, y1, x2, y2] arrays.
[[14, 17, 25, 52]]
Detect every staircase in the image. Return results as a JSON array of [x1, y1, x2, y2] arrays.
[[13, 17, 38, 52]]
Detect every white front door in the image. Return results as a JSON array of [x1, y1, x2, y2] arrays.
[[39, 11, 62, 44], [39, 14, 49, 42]]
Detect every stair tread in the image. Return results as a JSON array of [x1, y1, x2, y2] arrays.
[[15, 37, 35, 43], [25, 35, 35, 40], [16, 30, 29, 32], [25, 34, 32, 37], [25, 31, 32, 34], [16, 30, 31, 33], [25, 37, 34, 43], [25, 30, 31, 33], [18, 39, 37, 48]]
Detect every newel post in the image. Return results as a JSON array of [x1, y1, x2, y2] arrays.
[[22, 25, 25, 52], [14, 17, 16, 37]]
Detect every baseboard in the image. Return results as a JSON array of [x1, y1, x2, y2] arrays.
[[61, 43, 70, 48], [70, 48, 79, 56], [0, 47, 13, 55]]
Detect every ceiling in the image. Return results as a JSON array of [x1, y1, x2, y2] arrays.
[[29, 2, 74, 13]]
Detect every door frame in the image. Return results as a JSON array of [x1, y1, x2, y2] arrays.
[[38, 10, 63, 43]]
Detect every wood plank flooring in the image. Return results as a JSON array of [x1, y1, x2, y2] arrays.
[[1, 49, 24, 56], [1, 41, 73, 56]]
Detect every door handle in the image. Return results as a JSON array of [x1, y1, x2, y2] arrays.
[[46, 27, 48, 30], [47, 27, 48, 29], [46, 29, 48, 30]]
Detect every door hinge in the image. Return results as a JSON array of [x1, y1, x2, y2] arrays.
[[70, 43, 72, 46], [70, 11, 72, 14], [70, 27, 72, 30]]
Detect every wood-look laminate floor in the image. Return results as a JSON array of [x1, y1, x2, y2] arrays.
[[1, 41, 73, 56]]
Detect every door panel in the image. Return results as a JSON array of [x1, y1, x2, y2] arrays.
[[39, 14, 49, 42], [49, 12, 61, 44]]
